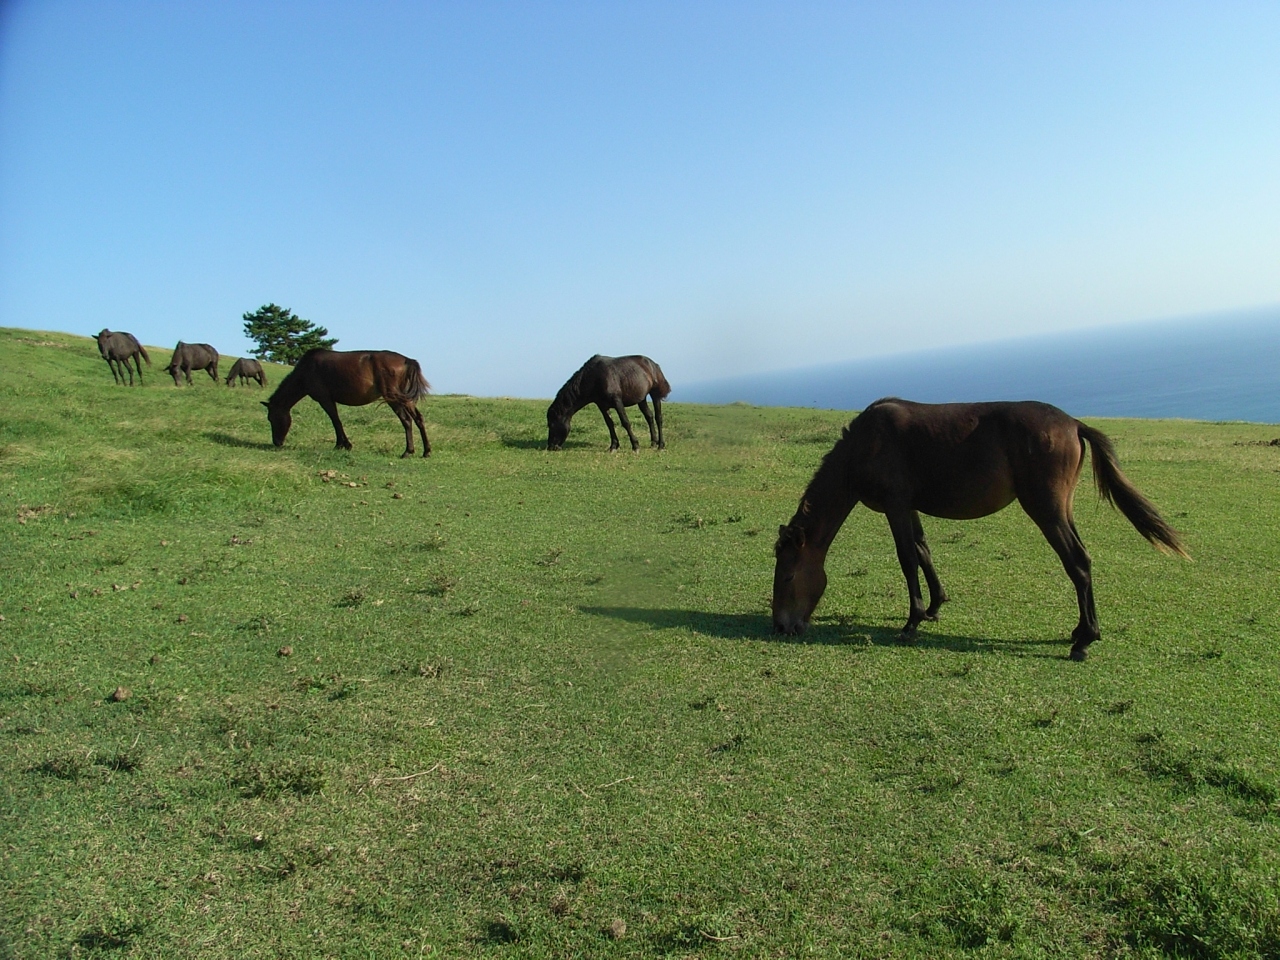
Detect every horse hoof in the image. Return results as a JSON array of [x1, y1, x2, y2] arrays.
[[1069, 646, 1088, 662]]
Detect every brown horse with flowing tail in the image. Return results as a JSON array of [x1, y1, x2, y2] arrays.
[[547, 355, 670, 451], [262, 349, 431, 457], [95, 330, 150, 385], [772, 399, 1188, 661]]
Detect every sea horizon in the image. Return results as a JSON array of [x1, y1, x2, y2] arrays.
[[680, 308, 1280, 424]]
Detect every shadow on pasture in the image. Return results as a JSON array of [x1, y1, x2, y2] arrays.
[[580, 606, 1070, 658], [498, 435, 549, 450], [205, 431, 275, 451]]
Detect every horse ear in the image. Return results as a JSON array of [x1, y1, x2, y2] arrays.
[[261, 401, 270, 408], [775, 524, 805, 552]]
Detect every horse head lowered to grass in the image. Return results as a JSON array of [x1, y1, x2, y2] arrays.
[[546, 355, 670, 451], [772, 398, 1188, 661], [262, 349, 431, 458]]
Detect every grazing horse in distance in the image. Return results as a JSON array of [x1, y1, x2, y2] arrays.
[[547, 355, 670, 451], [95, 330, 150, 385], [167, 342, 219, 385], [772, 398, 1189, 661], [262, 349, 431, 458], [225, 357, 267, 387]]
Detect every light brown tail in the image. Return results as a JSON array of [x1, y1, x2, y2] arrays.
[[385, 358, 430, 404], [1078, 423, 1189, 558]]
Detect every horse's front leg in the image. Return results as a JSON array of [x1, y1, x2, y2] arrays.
[[613, 401, 640, 451], [653, 396, 665, 449], [598, 403, 621, 451], [887, 510, 929, 639], [317, 397, 353, 450], [912, 511, 949, 619]]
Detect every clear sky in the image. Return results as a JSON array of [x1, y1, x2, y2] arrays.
[[2, 1, 1278, 397]]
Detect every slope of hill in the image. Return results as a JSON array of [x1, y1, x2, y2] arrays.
[[3, 327, 1280, 957]]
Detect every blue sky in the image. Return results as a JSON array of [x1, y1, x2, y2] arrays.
[[2, 2, 1278, 396]]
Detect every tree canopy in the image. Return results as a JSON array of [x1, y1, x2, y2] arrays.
[[242, 304, 337, 365]]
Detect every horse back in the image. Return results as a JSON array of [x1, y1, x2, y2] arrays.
[[600, 355, 669, 404], [301, 349, 424, 406], [851, 400, 1081, 519]]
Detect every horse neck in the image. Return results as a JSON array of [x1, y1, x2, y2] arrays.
[[793, 445, 859, 553], [549, 380, 585, 420], [268, 364, 308, 410]]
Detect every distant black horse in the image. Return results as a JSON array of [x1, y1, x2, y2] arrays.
[[225, 357, 267, 387], [95, 330, 150, 385], [547, 355, 670, 451], [167, 342, 219, 385]]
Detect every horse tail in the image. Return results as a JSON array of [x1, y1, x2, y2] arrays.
[[1077, 422, 1189, 558], [382, 357, 430, 404], [403, 358, 430, 399], [650, 363, 672, 400], [138, 344, 151, 366]]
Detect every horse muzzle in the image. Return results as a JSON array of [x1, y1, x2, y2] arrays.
[[772, 613, 808, 636]]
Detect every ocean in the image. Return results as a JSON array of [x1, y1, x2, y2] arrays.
[[680, 309, 1280, 423]]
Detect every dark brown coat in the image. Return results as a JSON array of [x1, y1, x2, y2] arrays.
[[772, 398, 1188, 660]]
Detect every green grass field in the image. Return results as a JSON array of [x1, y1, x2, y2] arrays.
[[3, 326, 1279, 958]]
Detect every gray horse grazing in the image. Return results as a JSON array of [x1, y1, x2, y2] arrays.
[[225, 357, 267, 387], [167, 342, 219, 385], [547, 355, 670, 451], [95, 330, 150, 385]]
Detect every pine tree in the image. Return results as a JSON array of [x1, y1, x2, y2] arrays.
[[241, 304, 338, 365]]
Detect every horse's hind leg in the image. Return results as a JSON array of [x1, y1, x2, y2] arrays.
[[637, 400, 659, 447], [613, 401, 640, 451], [390, 403, 416, 457], [912, 511, 949, 619], [408, 403, 431, 457], [1022, 497, 1098, 660], [123, 356, 136, 386]]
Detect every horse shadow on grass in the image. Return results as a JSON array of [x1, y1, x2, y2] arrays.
[[499, 435, 548, 450], [580, 606, 1070, 658], [205, 431, 276, 451]]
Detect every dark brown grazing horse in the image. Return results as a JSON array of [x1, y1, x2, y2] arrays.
[[167, 342, 219, 385], [547, 355, 671, 451], [772, 398, 1189, 661], [95, 330, 150, 385], [263, 349, 431, 457], [225, 357, 266, 387]]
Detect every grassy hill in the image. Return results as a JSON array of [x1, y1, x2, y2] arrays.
[[3, 326, 1279, 958]]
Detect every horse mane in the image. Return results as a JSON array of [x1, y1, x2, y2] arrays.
[[777, 404, 887, 549], [266, 353, 311, 405], [548, 356, 598, 420]]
